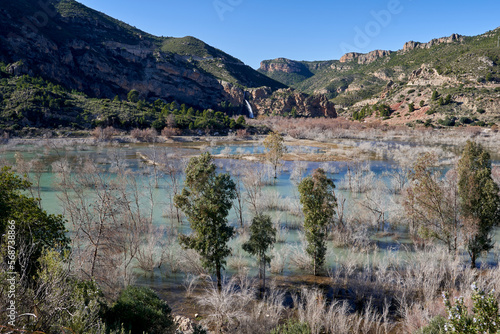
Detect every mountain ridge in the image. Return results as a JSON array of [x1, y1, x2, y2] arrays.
[[0, 0, 336, 121], [258, 28, 500, 127]]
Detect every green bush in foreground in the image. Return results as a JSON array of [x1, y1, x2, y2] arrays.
[[270, 320, 311, 334], [443, 283, 500, 333], [106, 286, 175, 334]]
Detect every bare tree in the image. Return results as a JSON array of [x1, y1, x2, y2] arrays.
[[55, 154, 155, 296]]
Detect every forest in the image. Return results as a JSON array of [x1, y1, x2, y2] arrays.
[[0, 123, 500, 334]]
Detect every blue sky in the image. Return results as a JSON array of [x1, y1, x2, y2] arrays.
[[77, 0, 500, 69]]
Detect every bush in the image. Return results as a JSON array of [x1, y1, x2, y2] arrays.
[[270, 320, 311, 334], [161, 126, 181, 138], [418, 316, 446, 334], [443, 283, 500, 334], [91, 126, 117, 141], [106, 286, 175, 334], [131, 128, 157, 142]]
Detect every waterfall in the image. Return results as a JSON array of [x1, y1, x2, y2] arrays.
[[245, 100, 254, 119]]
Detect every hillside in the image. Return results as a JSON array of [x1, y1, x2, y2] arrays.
[[259, 29, 500, 127]]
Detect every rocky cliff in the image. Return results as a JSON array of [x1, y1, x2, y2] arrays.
[[339, 50, 392, 64], [0, 0, 335, 118], [259, 58, 310, 74], [403, 33, 464, 52]]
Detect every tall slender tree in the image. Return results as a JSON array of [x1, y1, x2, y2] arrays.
[[457, 141, 500, 268], [174, 153, 236, 291], [242, 213, 276, 294], [298, 168, 337, 276]]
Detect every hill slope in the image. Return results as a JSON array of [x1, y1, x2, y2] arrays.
[[0, 0, 285, 108], [259, 29, 500, 127]]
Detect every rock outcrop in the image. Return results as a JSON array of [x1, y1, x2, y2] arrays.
[[403, 34, 463, 52], [259, 58, 308, 74], [246, 88, 336, 118], [339, 50, 392, 64]]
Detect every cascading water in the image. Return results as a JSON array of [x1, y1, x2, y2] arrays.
[[245, 100, 254, 119]]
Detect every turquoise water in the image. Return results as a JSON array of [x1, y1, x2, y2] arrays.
[[1, 139, 499, 283]]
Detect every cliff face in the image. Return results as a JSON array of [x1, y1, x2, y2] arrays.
[[259, 58, 310, 74], [6, 0, 336, 118], [403, 34, 464, 52], [339, 50, 392, 64]]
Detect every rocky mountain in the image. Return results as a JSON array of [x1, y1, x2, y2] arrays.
[[0, 0, 335, 120], [259, 29, 500, 127]]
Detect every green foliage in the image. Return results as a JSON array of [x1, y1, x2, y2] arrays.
[[0, 167, 68, 275], [127, 89, 139, 103], [236, 115, 246, 126], [432, 90, 439, 101], [443, 283, 500, 333], [418, 316, 446, 334], [107, 286, 175, 334], [270, 320, 311, 334], [409, 102, 415, 112], [174, 153, 236, 289], [420, 100, 425, 108], [377, 104, 392, 117], [438, 116, 457, 127], [298, 168, 337, 275], [353, 104, 372, 121], [457, 141, 500, 268], [242, 214, 276, 290]]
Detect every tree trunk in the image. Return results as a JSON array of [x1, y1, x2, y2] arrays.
[[470, 252, 476, 269], [262, 257, 266, 296], [216, 262, 222, 293]]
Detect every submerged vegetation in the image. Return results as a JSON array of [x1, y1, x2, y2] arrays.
[[1, 130, 499, 333]]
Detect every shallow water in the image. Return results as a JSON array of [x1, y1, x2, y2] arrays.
[[1, 138, 499, 300]]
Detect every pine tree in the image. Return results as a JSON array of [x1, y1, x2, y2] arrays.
[[457, 141, 500, 268], [242, 214, 276, 293], [298, 168, 337, 276], [174, 153, 236, 290]]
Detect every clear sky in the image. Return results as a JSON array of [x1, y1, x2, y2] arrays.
[[77, 0, 500, 69]]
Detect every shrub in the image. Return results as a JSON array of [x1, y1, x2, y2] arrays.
[[270, 320, 311, 334], [106, 286, 175, 334], [236, 128, 249, 138], [131, 128, 158, 142], [91, 126, 117, 141], [443, 284, 500, 334], [161, 126, 181, 138], [418, 316, 446, 334]]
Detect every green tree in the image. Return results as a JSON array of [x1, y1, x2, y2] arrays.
[[420, 100, 425, 108], [0, 167, 68, 275], [298, 168, 337, 276], [242, 213, 276, 293], [431, 90, 439, 101], [457, 141, 500, 268], [444, 94, 452, 105], [236, 115, 246, 126], [174, 153, 236, 291], [263, 131, 287, 179], [127, 89, 139, 103], [408, 102, 415, 112]]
